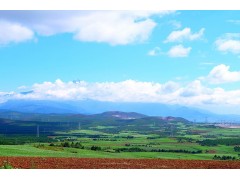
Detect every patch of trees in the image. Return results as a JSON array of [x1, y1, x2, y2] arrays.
[[90, 128, 121, 134], [88, 135, 108, 138], [92, 124, 161, 134], [124, 143, 153, 147], [197, 139, 218, 146], [113, 135, 134, 139], [151, 149, 202, 154], [148, 142, 161, 145], [123, 136, 134, 139], [57, 141, 84, 149], [147, 136, 161, 139], [201, 135, 217, 138], [34, 143, 45, 148], [115, 147, 146, 153], [114, 147, 202, 154], [0, 120, 85, 136], [69, 134, 108, 139], [186, 130, 208, 135], [0, 136, 55, 145], [197, 138, 240, 146], [92, 138, 117, 141], [213, 155, 237, 160], [90, 146, 102, 151], [234, 146, 240, 152], [177, 137, 194, 143]]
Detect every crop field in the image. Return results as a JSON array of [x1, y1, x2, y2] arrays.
[[0, 157, 240, 169], [0, 123, 240, 160], [0, 114, 239, 168]]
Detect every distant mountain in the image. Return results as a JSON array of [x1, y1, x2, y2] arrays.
[[0, 99, 240, 122], [0, 100, 86, 114], [0, 112, 191, 136], [97, 111, 147, 119]]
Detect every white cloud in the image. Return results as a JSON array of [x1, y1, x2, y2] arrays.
[[73, 13, 156, 45], [204, 64, 240, 84], [169, 20, 182, 29], [30, 79, 163, 102], [0, 21, 34, 45], [0, 11, 174, 45], [179, 80, 211, 97], [148, 47, 161, 56], [167, 44, 191, 57], [0, 91, 15, 103], [161, 81, 180, 93], [1, 78, 240, 109], [165, 27, 205, 43], [215, 33, 240, 54]]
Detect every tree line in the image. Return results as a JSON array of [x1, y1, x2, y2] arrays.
[[213, 155, 237, 160], [197, 138, 240, 146], [114, 147, 202, 154], [49, 141, 84, 149]]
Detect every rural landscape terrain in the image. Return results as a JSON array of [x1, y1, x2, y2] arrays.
[[0, 103, 239, 168], [1, 10, 240, 169]]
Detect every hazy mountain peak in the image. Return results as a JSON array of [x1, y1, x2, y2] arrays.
[[100, 111, 147, 119]]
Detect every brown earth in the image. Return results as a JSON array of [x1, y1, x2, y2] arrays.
[[0, 157, 239, 169]]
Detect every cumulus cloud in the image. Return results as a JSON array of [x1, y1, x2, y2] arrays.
[[17, 79, 163, 102], [0, 91, 15, 103], [148, 47, 161, 56], [179, 80, 212, 97], [1, 77, 240, 108], [165, 27, 205, 43], [0, 21, 34, 45], [204, 64, 240, 84], [73, 14, 156, 45], [215, 33, 240, 54], [167, 44, 191, 57], [0, 11, 174, 45], [161, 81, 180, 93]]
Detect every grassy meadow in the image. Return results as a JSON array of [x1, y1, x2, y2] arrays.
[[0, 120, 239, 160]]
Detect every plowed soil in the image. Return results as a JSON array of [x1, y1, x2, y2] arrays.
[[0, 157, 239, 169]]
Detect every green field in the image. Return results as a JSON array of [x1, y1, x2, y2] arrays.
[[0, 121, 239, 160], [0, 144, 229, 160]]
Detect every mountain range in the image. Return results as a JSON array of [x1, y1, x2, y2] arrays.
[[0, 99, 239, 123]]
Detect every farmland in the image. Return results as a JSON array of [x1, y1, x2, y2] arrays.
[[0, 111, 240, 168], [1, 157, 240, 169]]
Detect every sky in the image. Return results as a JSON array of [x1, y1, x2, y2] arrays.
[[0, 10, 240, 114]]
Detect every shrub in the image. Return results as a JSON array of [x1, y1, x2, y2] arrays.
[[0, 160, 14, 169], [62, 142, 70, 147], [234, 146, 240, 152], [35, 143, 45, 148], [90, 146, 101, 151], [213, 155, 237, 160], [74, 142, 83, 149]]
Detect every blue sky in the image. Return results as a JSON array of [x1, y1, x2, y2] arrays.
[[1, 11, 240, 114]]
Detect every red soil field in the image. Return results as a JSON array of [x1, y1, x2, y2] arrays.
[[0, 157, 240, 169]]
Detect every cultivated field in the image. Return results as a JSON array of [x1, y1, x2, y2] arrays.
[[0, 112, 240, 168], [0, 157, 240, 169]]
